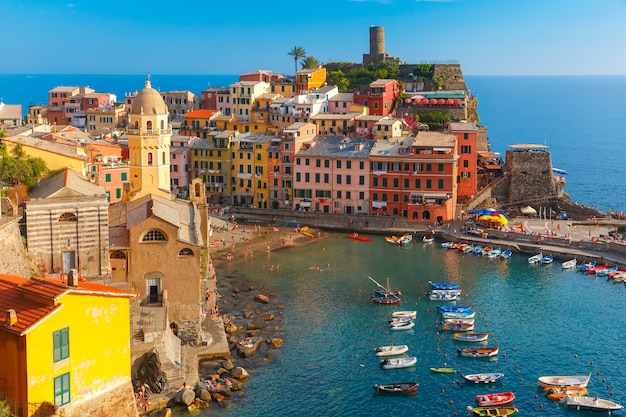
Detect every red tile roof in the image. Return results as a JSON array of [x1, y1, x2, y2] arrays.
[[0, 275, 136, 336], [183, 109, 218, 119]]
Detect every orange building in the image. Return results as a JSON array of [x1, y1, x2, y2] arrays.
[[295, 67, 327, 95], [448, 122, 478, 199], [181, 109, 219, 138]]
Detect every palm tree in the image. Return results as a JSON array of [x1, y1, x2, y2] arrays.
[[301, 55, 319, 70], [287, 46, 306, 75]]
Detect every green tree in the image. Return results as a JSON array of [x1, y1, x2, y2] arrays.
[[0, 399, 9, 417], [287, 46, 306, 75], [301, 55, 319, 69], [412, 63, 434, 80], [0, 144, 47, 189], [417, 111, 451, 131], [328, 70, 350, 92]]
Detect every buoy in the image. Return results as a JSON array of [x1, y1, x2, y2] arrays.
[[607, 385, 611, 389], [512, 347, 517, 351], [438, 338, 441, 342], [520, 377, 524, 382], [597, 371, 601, 375], [517, 370, 520, 374], [575, 354, 578, 358], [539, 403, 543, 409], [444, 353, 448, 358], [535, 394, 538, 399], [485, 323, 489, 327], [610, 392, 614, 396], [503, 353, 507, 358], [603, 378, 606, 382], [495, 340, 498, 344], [436, 347, 440, 352], [590, 360, 593, 365], [441, 388, 445, 394], [449, 400, 454, 405], [515, 363, 519, 368]]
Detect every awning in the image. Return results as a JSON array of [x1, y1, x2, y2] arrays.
[[520, 206, 537, 215], [299, 201, 311, 208], [484, 163, 502, 170], [372, 201, 387, 208]]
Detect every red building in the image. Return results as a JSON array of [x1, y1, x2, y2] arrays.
[[354, 79, 399, 116], [447, 122, 478, 200]]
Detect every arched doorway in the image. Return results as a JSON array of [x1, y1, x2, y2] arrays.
[[271, 201, 279, 209], [422, 211, 431, 220]]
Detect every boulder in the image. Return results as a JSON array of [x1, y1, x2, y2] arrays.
[[175, 388, 195, 406], [211, 393, 226, 403], [198, 388, 212, 402], [229, 378, 244, 391], [236, 337, 261, 357], [264, 313, 275, 321], [194, 399, 210, 409], [269, 337, 283, 348], [232, 367, 249, 380], [247, 318, 265, 331], [242, 308, 255, 319]]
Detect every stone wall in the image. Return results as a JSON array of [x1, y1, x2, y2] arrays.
[[506, 149, 556, 205], [0, 219, 35, 278], [60, 379, 138, 417]]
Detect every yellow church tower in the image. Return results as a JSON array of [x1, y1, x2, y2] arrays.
[[124, 76, 172, 201]]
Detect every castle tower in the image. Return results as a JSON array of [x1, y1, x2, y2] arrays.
[[124, 76, 172, 201], [370, 26, 385, 57]]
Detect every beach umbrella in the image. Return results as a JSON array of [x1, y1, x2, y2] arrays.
[[470, 209, 496, 216]]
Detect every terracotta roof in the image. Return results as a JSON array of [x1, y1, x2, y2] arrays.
[[0, 275, 136, 336], [184, 109, 218, 119]]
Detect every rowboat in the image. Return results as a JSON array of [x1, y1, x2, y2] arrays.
[[500, 249, 512, 259], [444, 317, 475, 325], [544, 386, 588, 401], [442, 310, 476, 319], [395, 234, 412, 246], [463, 373, 504, 384], [463, 244, 475, 254], [563, 395, 623, 412], [439, 305, 472, 313], [467, 406, 518, 416], [380, 356, 417, 370], [430, 367, 458, 374], [458, 347, 499, 358], [454, 333, 488, 342], [389, 320, 414, 331], [429, 291, 460, 301], [392, 311, 416, 319], [374, 344, 409, 357], [597, 265, 618, 277], [429, 281, 460, 290], [423, 235, 434, 243], [384, 236, 400, 244], [475, 391, 515, 406], [540, 254, 553, 264], [302, 231, 315, 238], [481, 246, 493, 256], [473, 245, 483, 255], [486, 248, 502, 258], [537, 373, 591, 388], [369, 276, 401, 304], [442, 322, 474, 332], [429, 288, 462, 296], [440, 241, 454, 249], [375, 344, 409, 357], [373, 381, 418, 394], [576, 261, 595, 272], [347, 233, 371, 242], [561, 258, 577, 269], [372, 295, 399, 305], [528, 252, 543, 264], [388, 317, 412, 325]]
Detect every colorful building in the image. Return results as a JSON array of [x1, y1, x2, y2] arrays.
[[231, 133, 272, 208], [354, 79, 399, 116], [229, 81, 271, 121], [180, 109, 219, 138], [295, 67, 327, 95], [448, 122, 478, 199], [369, 132, 458, 223], [0, 274, 138, 417]]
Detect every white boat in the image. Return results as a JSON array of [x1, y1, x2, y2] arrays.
[[486, 248, 502, 258], [380, 356, 417, 370], [389, 320, 415, 331], [528, 252, 543, 264], [540, 254, 554, 264], [561, 258, 577, 269], [441, 241, 454, 249], [563, 395, 623, 412], [429, 291, 460, 301], [500, 249, 512, 259], [442, 311, 476, 319], [392, 311, 416, 319], [397, 234, 413, 246], [444, 317, 475, 325], [374, 344, 409, 357], [463, 244, 475, 254], [388, 317, 412, 325], [537, 373, 591, 388], [423, 235, 434, 243]]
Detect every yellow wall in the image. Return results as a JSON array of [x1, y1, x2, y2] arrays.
[[25, 293, 132, 408], [3, 140, 87, 176]]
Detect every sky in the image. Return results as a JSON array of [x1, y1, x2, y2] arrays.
[[3, 0, 626, 76]]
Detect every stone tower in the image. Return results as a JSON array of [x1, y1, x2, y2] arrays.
[[124, 76, 172, 201], [505, 144, 557, 205]]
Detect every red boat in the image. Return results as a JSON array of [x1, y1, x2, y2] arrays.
[[372, 295, 400, 305], [475, 391, 516, 406], [347, 233, 371, 242]]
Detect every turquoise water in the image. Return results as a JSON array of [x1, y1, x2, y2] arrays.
[[184, 235, 626, 416]]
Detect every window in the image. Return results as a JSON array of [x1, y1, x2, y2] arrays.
[[373, 178, 378, 187], [461, 145, 471, 154], [178, 248, 194, 256], [296, 158, 301, 165], [438, 163, 444, 172], [359, 175, 365, 185], [305, 158, 310, 166], [464, 133, 469, 140], [305, 173, 310, 182], [336, 160, 342, 169], [336, 190, 342, 198], [324, 160, 330, 168], [426, 179, 432, 189], [438, 179, 444, 189], [116, 188, 121, 199], [315, 173, 320, 183], [105, 173, 111, 182], [142, 230, 167, 242], [404, 179, 409, 188], [463, 160, 469, 168], [316, 159, 321, 168], [393, 178, 398, 188], [346, 175, 351, 184], [54, 373, 70, 406], [415, 179, 421, 188], [337, 175, 342, 184], [347, 161, 352, 169], [324, 173, 329, 183], [53, 328, 69, 362], [426, 163, 432, 172], [121, 172, 127, 181], [58, 213, 77, 222], [382, 178, 388, 187], [347, 191, 352, 199], [296, 173, 301, 182]]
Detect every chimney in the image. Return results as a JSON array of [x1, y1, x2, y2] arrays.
[[68, 269, 79, 287], [6, 309, 17, 327]]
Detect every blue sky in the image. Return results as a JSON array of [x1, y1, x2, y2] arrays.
[[3, 0, 626, 75]]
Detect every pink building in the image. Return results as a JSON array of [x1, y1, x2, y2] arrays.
[[293, 135, 374, 214], [239, 69, 284, 83], [170, 134, 192, 198], [201, 87, 231, 115], [86, 155, 129, 204], [327, 92, 354, 114]]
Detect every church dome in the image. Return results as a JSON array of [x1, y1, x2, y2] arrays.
[[131, 77, 168, 115]]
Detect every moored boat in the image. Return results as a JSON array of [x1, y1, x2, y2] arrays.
[[563, 394, 623, 412], [392, 310, 416, 319], [463, 373, 504, 384], [374, 344, 409, 357], [430, 367, 458, 374], [475, 391, 516, 406], [544, 385, 587, 401], [467, 406, 518, 416], [473, 245, 483, 255], [372, 295, 400, 305], [443, 322, 474, 332], [442, 310, 476, 319], [537, 373, 591, 388], [486, 248, 502, 258], [561, 258, 577, 269], [347, 233, 371, 242], [429, 281, 460, 290], [444, 317, 475, 325], [500, 249, 512, 259], [454, 333, 489, 342], [540, 254, 553, 264], [380, 356, 417, 369], [373, 381, 418, 394], [481, 246, 493, 256], [439, 305, 472, 313], [528, 252, 543, 264], [423, 235, 434, 243], [388, 316, 412, 325], [389, 320, 414, 331], [463, 244, 476, 254], [429, 291, 460, 301], [458, 347, 499, 358]]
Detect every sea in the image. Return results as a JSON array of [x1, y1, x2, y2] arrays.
[[2, 74, 626, 416]]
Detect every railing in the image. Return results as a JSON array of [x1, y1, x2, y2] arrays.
[[0, 391, 59, 417], [125, 128, 172, 136]]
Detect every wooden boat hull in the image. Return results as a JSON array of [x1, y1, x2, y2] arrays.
[[443, 323, 474, 332], [392, 311, 416, 319], [372, 296, 400, 305], [537, 374, 591, 388], [458, 347, 499, 357], [454, 333, 488, 342], [389, 321, 414, 331], [469, 406, 518, 416], [475, 392, 515, 407], [463, 373, 504, 384], [373, 381, 418, 394], [430, 367, 458, 373]]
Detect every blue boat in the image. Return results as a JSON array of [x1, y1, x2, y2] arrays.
[[540, 254, 554, 265], [429, 281, 460, 290], [439, 305, 472, 313], [473, 245, 483, 255], [500, 249, 512, 259]]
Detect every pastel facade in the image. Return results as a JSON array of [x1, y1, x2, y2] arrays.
[[373, 117, 404, 140], [86, 156, 129, 204], [355, 114, 386, 138], [162, 90, 200, 119], [86, 103, 127, 133], [295, 67, 327, 95], [310, 112, 361, 136], [181, 109, 219, 138], [448, 122, 478, 199], [362, 79, 399, 116], [270, 79, 296, 98], [293, 135, 374, 214], [327, 92, 354, 114], [231, 133, 272, 208], [0, 275, 137, 417], [230, 81, 271, 121], [239, 69, 283, 83], [170, 135, 192, 198], [200, 88, 230, 114]]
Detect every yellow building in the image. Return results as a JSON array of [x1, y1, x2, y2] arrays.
[[295, 67, 327, 94], [124, 76, 172, 202], [231, 132, 273, 208], [270, 79, 296, 98], [86, 103, 127, 134], [229, 81, 270, 121], [0, 274, 138, 417]]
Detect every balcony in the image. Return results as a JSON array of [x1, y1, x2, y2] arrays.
[[126, 128, 172, 136]]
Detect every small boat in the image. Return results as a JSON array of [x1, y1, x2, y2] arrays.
[[374, 344, 409, 357], [443, 322, 474, 332], [463, 244, 475, 254], [486, 248, 501, 258], [500, 249, 512, 259], [385, 236, 399, 244], [429, 281, 460, 290], [563, 395, 623, 412], [481, 246, 493, 256], [380, 356, 417, 370], [375, 289, 402, 297], [537, 373, 591, 388], [373, 381, 418, 394], [475, 392, 516, 406], [429, 292, 460, 301], [528, 252, 543, 264], [369, 276, 401, 304], [454, 333, 489, 342], [597, 265, 618, 277], [430, 367, 458, 374], [577, 261, 595, 272], [439, 305, 472, 313], [388, 317, 412, 325], [392, 311, 417, 319], [440, 241, 454, 249], [302, 231, 315, 238], [540, 254, 554, 264], [397, 234, 413, 246], [463, 373, 504, 384], [545, 386, 588, 401], [347, 233, 371, 242], [372, 295, 400, 305], [423, 235, 434, 243], [467, 406, 518, 416], [444, 317, 475, 325], [458, 347, 499, 358], [473, 245, 483, 255], [561, 258, 577, 269], [389, 320, 414, 331], [299, 225, 309, 232], [429, 288, 462, 296], [442, 310, 476, 319]]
